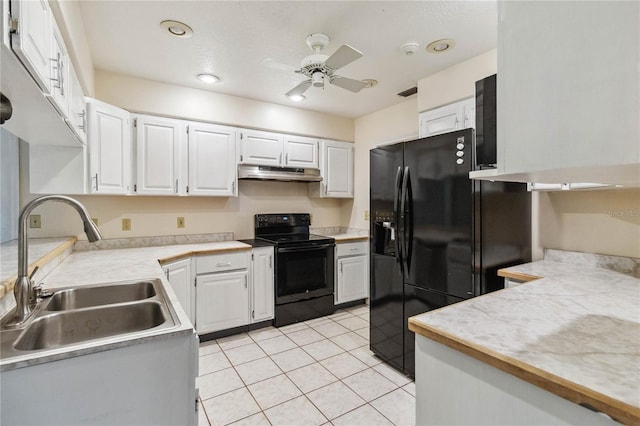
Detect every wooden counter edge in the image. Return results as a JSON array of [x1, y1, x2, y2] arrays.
[[497, 268, 543, 282], [158, 246, 252, 265], [335, 236, 369, 242], [408, 317, 640, 425], [0, 237, 78, 298]]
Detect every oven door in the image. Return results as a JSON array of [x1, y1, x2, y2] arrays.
[[275, 243, 334, 304]]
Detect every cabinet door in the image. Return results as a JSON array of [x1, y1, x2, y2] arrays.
[[239, 130, 283, 166], [336, 255, 368, 304], [188, 123, 237, 196], [135, 115, 185, 195], [66, 65, 87, 144], [283, 136, 318, 169], [196, 270, 249, 334], [324, 140, 354, 198], [461, 98, 476, 130], [87, 99, 131, 194], [251, 247, 274, 323], [163, 258, 193, 324], [10, 0, 52, 92], [419, 103, 461, 137], [47, 25, 69, 117]]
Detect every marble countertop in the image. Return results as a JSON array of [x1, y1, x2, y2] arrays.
[[1, 240, 251, 371], [408, 257, 640, 424]]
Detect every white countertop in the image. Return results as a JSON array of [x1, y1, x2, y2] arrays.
[[0, 237, 73, 284], [1, 240, 251, 371], [409, 256, 640, 423]]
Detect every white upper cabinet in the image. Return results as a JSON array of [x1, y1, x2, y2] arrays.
[[134, 114, 186, 195], [310, 139, 354, 198], [419, 98, 475, 138], [187, 122, 237, 196], [66, 65, 87, 144], [486, 1, 640, 186], [10, 0, 52, 93], [239, 129, 283, 167], [283, 136, 318, 169], [87, 99, 131, 194], [47, 25, 69, 117]]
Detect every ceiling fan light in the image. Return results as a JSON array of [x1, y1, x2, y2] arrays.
[[288, 94, 305, 102], [311, 71, 324, 88], [197, 73, 221, 84]]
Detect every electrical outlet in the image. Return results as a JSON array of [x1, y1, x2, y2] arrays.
[[122, 218, 131, 231], [364, 210, 370, 221], [177, 217, 185, 229], [29, 214, 41, 228], [91, 218, 99, 226]]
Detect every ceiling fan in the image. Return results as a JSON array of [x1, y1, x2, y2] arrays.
[[277, 33, 369, 99]]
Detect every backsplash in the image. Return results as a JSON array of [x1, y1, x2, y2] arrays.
[[544, 249, 640, 278], [312, 227, 368, 236], [74, 232, 234, 251]]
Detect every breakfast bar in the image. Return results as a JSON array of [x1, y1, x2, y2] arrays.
[[408, 251, 640, 425]]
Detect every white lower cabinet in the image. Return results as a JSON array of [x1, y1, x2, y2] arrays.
[[194, 251, 250, 334], [162, 257, 194, 324], [335, 241, 369, 305], [251, 246, 274, 323], [196, 270, 249, 334]]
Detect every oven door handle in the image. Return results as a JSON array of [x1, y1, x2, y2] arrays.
[[276, 244, 334, 253]]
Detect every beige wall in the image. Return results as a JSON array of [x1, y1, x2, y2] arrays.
[[418, 49, 496, 112], [348, 98, 419, 230], [537, 189, 640, 258], [95, 70, 353, 141], [50, 0, 95, 96]]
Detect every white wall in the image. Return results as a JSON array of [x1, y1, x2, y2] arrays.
[[95, 70, 353, 141], [0, 129, 19, 243], [418, 49, 496, 112], [348, 98, 419, 230]]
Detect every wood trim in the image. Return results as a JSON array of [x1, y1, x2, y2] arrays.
[[335, 236, 368, 242], [158, 246, 251, 265], [408, 317, 640, 425], [497, 268, 542, 282], [0, 237, 77, 298]]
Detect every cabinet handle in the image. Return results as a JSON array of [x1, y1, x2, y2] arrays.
[[232, 181, 235, 194], [165, 269, 169, 280], [175, 179, 178, 194], [215, 262, 232, 267], [49, 53, 62, 90], [244, 276, 248, 288], [324, 183, 328, 196], [252, 310, 255, 319], [350, 248, 358, 251], [279, 152, 282, 165], [285, 153, 288, 164], [269, 255, 272, 269], [340, 262, 343, 273], [78, 111, 86, 131], [93, 174, 99, 191]]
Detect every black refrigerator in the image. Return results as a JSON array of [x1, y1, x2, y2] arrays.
[[369, 128, 531, 377]]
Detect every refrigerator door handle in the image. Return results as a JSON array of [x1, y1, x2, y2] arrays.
[[394, 166, 404, 264], [400, 166, 411, 275], [403, 166, 413, 275]]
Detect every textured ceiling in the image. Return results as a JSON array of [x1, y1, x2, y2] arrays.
[[79, 1, 497, 118]]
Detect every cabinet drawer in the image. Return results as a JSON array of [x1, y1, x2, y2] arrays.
[[196, 251, 249, 274], [336, 241, 368, 257]]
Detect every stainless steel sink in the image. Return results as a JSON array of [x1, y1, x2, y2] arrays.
[[45, 281, 156, 311], [1, 278, 179, 364], [15, 302, 167, 350]]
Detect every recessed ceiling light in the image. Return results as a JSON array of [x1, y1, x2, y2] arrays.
[[160, 20, 193, 39], [363, 79, 378, 88], [426, 39, 456, 53], [288, 94, 305, 102], [197, 74, 221, 84]]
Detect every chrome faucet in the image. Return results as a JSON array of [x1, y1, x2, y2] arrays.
[[7, 195, 102, 326]]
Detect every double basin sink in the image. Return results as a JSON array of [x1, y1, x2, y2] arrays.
[[1, 279, 179, 362]]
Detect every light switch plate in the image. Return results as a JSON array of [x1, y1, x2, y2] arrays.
[[364, 210, 370, 221], [122, 218, 131, 231], [91, 218, 99, 226], [177, 217, 185, 228]]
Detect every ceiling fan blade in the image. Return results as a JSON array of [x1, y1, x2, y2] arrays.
[[330, 76, 368, 93], [286, 80, 312, 97], [261, 58, 298, 73], [325, 45, 363, 71]]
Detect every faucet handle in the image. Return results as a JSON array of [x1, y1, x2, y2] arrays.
[[33, 284, 53, 300], [28, 266, 39, 281]]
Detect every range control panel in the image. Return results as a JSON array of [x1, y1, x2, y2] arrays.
[[255, 213, 311, 229]]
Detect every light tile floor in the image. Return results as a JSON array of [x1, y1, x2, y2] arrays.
[[197, 304, 415, 426]]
